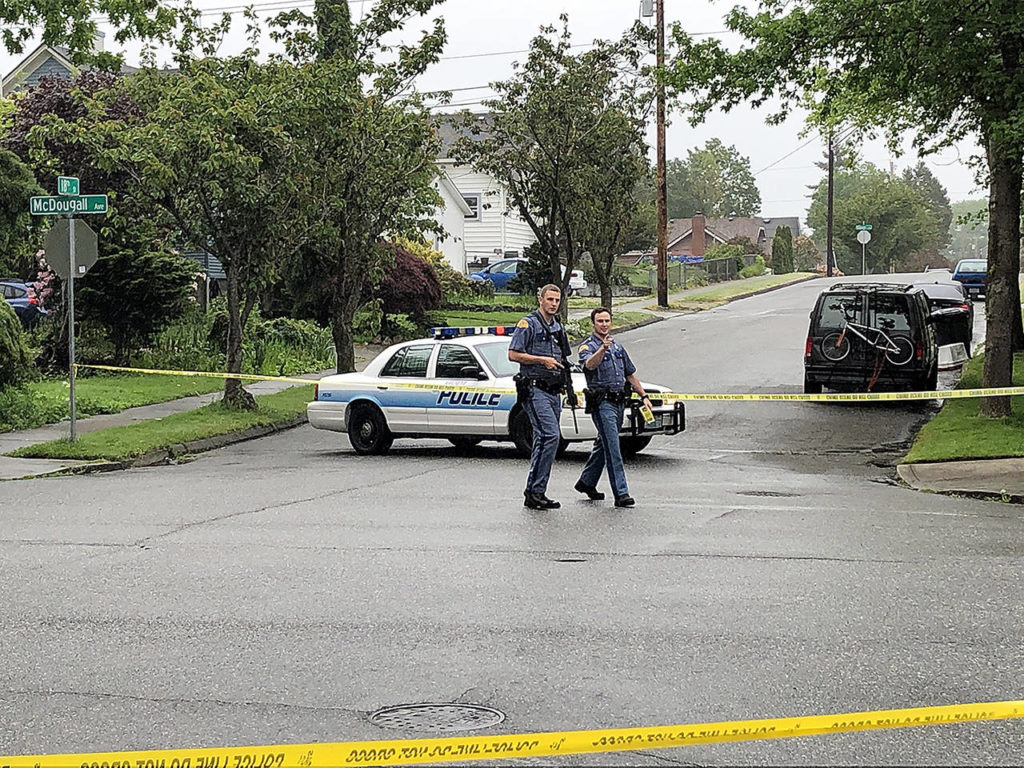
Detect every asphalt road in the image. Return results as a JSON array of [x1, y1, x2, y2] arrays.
[[1, 276, 1020, 765]]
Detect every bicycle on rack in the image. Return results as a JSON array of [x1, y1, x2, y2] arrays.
[[820, 320, 915, 366]]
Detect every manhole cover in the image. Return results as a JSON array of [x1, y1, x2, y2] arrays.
[[369, 703, 505, 733]]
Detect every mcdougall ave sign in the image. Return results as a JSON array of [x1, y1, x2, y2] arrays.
[[29, 195, 108, 215]]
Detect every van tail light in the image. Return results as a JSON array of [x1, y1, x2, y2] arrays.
[[28, 295, 39, 305], [313, 384, 319, 400], [957, 303, 971, 310], [916, 341, 924, 360], [805, 337, 813, 358]]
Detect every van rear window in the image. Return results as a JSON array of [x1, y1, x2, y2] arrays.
[[869, 294, 912, 332], [816, 294, 860, 328]]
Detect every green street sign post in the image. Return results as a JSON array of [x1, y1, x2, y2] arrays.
[[29, 195, 107, 215], [57, 176, 79, 196], [855, 223, 873, 231], [29, 185, 108, 443]]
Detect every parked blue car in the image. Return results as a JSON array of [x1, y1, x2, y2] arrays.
[[468, 258, 587, 295], [951, 258, 987, 299], [1, 279, 48, 328]]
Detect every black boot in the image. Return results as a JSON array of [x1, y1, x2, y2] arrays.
[[614, 495, 635, 508], [574, 480, 605, 500], [524, 491, 560, 509]]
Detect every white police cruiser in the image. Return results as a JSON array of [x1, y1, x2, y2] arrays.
[[307, 326, 684, 456]]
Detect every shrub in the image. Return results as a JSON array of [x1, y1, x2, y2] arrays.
[[740, 255, 767, 278], [0, 300, 33, 389], [374, 243, 442, 316], [394, 236, 478, 301]]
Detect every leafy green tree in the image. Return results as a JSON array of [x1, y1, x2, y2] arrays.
[[666, 139, 761, 218], [0, 148, 43, 276], [4, 70, 195, 369], [806, 163, 939, 275], [902, 161, 952, 251], [0, 0, 179, 68], [455, 17, 653, 312], [772, 225, 794, 274], [57, 59, 309, 407], [666, 0, 1024, 415], [270, 0, 446, 372], [793, 234, 822, 272], [0, 300, 33, 388]]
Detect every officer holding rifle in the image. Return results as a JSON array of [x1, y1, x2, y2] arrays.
[[573, 307, 651, 508], [508, 283, 577, 510]]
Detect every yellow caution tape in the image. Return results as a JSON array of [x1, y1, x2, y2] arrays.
[[73, 364, 1024, 402], [74, 363, 316, 386], [3, 700, 1021, 767]]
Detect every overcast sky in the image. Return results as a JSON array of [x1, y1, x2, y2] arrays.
[[1, 0, 987, 224]]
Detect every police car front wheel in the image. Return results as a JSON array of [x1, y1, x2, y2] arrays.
[[347, 404, 394, 455]]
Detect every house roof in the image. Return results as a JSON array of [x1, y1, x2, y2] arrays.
[[666, 216, 801, 250], [2, 42, 139, 97], [437, 171, 472, 215], [433, 113, 493, 161]]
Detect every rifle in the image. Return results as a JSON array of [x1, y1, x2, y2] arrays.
[[556, 324, 580, 435]]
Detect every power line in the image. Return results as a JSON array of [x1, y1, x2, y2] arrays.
[[753, 134, 821, 176]]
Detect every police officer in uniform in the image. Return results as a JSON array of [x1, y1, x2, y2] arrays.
[[509, 284, 570, 510], [574, 307, 651, 507]]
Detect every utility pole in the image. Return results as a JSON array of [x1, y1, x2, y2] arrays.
[[655, 0, 668, 307], [826, 131, 834, 278]]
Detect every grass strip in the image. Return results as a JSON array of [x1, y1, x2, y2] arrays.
[[902, 352, 1024, 463], [672, 272, 817, 304], [8, 385, 313, 462]]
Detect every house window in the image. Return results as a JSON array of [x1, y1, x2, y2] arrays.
[[462, 193, 481, 221]]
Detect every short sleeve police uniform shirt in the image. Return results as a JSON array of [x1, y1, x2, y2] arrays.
[[578, 334, 636, 390], [510, 312, 565, 380]]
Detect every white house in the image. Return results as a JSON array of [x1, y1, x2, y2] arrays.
[[431, 171, 472, 272], [435, 115, 537, 272]]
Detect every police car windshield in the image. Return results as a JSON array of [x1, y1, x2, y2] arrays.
[[476, 341, 518, 378]]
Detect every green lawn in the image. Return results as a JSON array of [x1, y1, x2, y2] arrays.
[[902, 352, 1024, 463], [0, 373, 226, 433], [9, 385, 314, 461]]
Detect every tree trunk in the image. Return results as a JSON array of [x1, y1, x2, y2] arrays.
[[223, 261, 256, 410], [331, 277, 361, 373], [979, 138, 1021, 418]]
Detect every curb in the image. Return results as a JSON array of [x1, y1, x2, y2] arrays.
[[65, 414, 309, 475], [896, 462, 1024, 505]]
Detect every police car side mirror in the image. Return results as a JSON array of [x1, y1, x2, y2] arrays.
[[460, 365, 488, 380]]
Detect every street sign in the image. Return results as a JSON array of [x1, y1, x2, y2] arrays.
[[29, 195, 108, 216], [44, 219, 99, 279], [857, 229, 872, 245], [57, 176, 79, 196], [855, 223, 872, 231]]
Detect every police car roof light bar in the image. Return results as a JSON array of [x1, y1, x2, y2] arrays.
[[429, 326, 518, 338]]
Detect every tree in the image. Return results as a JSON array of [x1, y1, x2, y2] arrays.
[[55, 59, 310, 406], [772, 225, 794, 274], [455, 17, 653, 311], [4, 70, 195, 368], [902, 161, 952, 251], [793, 234, 823, 272], [666, 139, 761, 218], [806, 163, 942, 275], [0, 300, 33, 389], [0, 0, 179, 68], [666, 0, 1024, 416], [0, 148, 43, 276], [270, 0, 447, 372]]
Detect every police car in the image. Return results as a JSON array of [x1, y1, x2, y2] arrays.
[[307, 326, 685, 456]]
